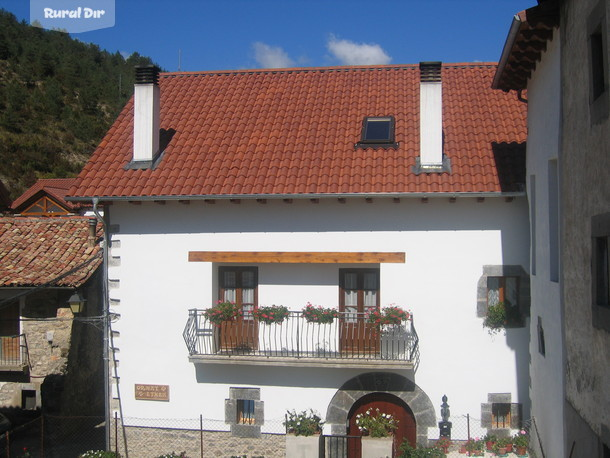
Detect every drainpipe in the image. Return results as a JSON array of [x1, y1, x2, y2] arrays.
[[91, 198, 110, 450]]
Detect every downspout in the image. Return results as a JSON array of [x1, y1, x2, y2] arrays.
[[92, 198, 128, 455]]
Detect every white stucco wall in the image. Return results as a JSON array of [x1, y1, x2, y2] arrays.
[[525, 33, 565, 458], [106, 196, 529, 434]]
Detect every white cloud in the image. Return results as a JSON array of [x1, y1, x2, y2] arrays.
[[327, 35, 391, 66], [252, 42, 295, 69]]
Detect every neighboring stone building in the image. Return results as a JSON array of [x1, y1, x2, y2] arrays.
[[494, 0, 609, 456], [10, 178, 90, 216], [0, 216, 104, 416]]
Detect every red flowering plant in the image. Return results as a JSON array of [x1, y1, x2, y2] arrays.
[[203, 301, 241, 326], [367, 306, 410, 326], [252, 305, 289, 324], [302, 303, 338, 324]]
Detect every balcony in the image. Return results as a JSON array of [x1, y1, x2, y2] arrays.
[[183, 311, 419, 371], [0, 334, 30, 373]]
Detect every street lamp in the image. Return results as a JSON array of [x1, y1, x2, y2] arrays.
[[68, 291, 86, 314]]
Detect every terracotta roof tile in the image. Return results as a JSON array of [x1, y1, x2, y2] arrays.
[[0, 216, 102, 287], [70, 63, 526, 200], [12, 178, 87, 212]]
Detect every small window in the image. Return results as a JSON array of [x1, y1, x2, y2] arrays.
[[237, 399, 255, 425], [487, 276, 519, 308], [491, 403, 511, 429], [594, 235, 610, 308], [591, 27, 606, 101], [357, 116, 397, 148], [537, 317, 546, 356]]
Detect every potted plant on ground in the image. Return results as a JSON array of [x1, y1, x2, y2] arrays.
[[513, 430, 529, 456], [356, 408, 398, 457], [302, 303, 338, 324], [203, 300, 241, 326], [483, 433, 497, 451], [492, 437, 510, 456], [284, 409, 323, 457], [436, 436, 451, 454], [252, 304, 289, 324], [465, 437, 484, 456]]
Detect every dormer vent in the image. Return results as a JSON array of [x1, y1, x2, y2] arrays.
[[132, 65, 160, 166], [415, 61, 450, 174]]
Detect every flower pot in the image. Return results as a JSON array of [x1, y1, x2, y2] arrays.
[[497, 447, 507, 455], [285, 434, 320, 458], [486, 441, 495, 451], [515, 445, 528, 456], [505, 443, 513, 453], [459, 444, 467, 453], [361, 436, 393, 458]]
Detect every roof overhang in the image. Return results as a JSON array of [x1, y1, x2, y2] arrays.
[[492, 1, 560, 91]]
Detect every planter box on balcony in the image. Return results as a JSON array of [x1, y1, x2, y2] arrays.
[[361, 436, 393, 458], [285, 433, 320, 458]]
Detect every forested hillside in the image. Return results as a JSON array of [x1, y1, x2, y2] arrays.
[[0, 10, 159, 199]]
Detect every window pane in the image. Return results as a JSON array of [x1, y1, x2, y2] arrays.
[[242, 270, 255, 288], [223, 271, 236, 288], [364, 119, 391, 141], [364, 290, 376, 309], [237, 399, 255, 424], [487, 277, 501, 306], [505, 277, 519, 307]]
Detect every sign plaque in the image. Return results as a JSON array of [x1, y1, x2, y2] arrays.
[[135, 384, 169, 401]]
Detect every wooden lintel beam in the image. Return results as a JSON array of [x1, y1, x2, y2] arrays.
[[188, 251, 406, 264]]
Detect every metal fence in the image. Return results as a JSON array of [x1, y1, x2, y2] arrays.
[[0, 413, 533, 457]]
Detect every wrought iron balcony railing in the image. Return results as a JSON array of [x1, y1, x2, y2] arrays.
[[183, 310, 419, 371], [0, 334, 31, 372]]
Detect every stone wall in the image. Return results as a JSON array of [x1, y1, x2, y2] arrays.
[[112, 425, 285, 458]]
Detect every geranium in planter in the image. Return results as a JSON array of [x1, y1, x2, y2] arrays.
[[253, 305, 289, 324], [483, 301, 522, 335], [302, 303, 338, 324], [203, 301, 241, 326], [367, 306, 410, 326], [513, 430, 529, 455], [284, 409, 324, 436], [355, 408, 398, 437], [465, 437, 484, 456]]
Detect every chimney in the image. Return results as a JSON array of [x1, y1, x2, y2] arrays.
[[418, 62, 444, 170], [88, 218, 97, 248], [133, 66, 160, 164]]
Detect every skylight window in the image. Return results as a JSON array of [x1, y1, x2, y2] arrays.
[[357, 116, 398, 149]]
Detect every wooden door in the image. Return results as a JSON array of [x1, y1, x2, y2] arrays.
[[339, 269, 380, 355], [347, 392, 416, 458], [0, 303, 20, 363], [219, 267, 258, 351]]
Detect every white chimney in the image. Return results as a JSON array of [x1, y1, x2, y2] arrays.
[[133, 66, 160, 163], [419, 62, 443, 169]]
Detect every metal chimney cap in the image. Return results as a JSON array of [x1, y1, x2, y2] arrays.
[[419, 61, 442, 83], [135, 65, 160, 85]]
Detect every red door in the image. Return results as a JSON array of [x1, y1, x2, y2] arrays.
[[347, 392, 416, 458]]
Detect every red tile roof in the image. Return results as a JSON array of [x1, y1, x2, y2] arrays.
[[493, 3, 560, 91], [0, 216, 101, 287], [12, 178, 87, 212], [69, 63, 527, 200]]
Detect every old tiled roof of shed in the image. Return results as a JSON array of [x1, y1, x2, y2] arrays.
[[69, 63, 527, 200], [11, 178, 86, 213], [0, 216, 102, 287]]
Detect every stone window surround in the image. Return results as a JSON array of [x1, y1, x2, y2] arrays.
[[481, 393, 522, 432], [476, 265, 530, 320], [592, 212, 610, 333], [225, 387, 264, 438]]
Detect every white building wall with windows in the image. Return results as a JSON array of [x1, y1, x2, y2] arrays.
[[524, 33, 565, 458], [106, 196, 530, 434]]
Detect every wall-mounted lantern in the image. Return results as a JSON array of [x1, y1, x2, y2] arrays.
[[68, 291, 86, 315]]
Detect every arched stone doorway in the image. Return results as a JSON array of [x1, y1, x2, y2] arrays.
[[347, 392, 416, 457], [325, 372, 436, 448]]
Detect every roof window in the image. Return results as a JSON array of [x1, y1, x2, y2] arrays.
[[356, 116, 398, 149]]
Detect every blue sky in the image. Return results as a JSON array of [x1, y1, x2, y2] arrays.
[[1, 0, 535, 72]]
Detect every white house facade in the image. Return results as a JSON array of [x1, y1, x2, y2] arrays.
[[70, 62, 530, 456]]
